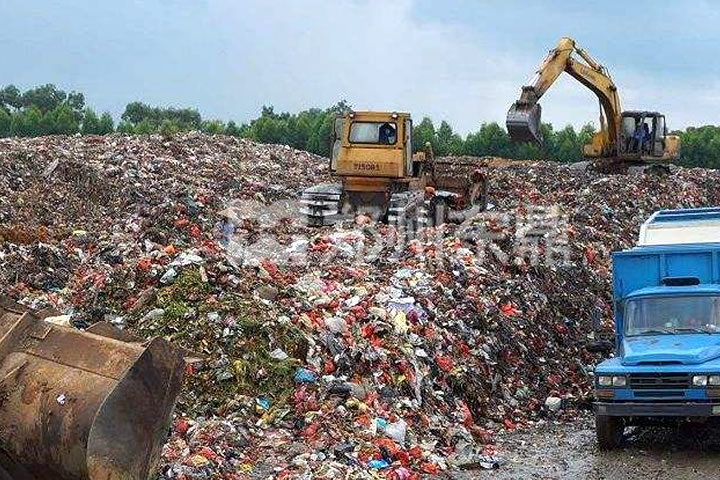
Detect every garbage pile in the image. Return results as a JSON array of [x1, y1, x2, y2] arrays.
[[2, 134, 720, 479]]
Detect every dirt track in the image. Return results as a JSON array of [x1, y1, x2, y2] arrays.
[[460, 416, 720, 480]]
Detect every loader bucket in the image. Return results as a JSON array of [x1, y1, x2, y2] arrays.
[[0, 298, 184, 480], [506, 101, 543, 145]]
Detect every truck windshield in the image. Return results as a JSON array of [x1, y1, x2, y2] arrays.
[[626, 296, 720, 336], [349, 122, 397, 145]]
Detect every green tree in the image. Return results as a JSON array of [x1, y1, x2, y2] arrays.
[[678, 126, 720, 168], [98, 112, 115, 134], [435, 121, 463, 156], [306, 114, 334, 156], [52, 104, 79, 134], [0, 85, 22, 112], [21, 84, 67, 112], [81, 108, 101, 134], [159, 119, 179, 138], [412, 117, 436, 153], [465, 122, 512, 157], [13, 106, 44, 136], [553, 125, 579, 163], [121, 101, 201, 131], [134, 118, 155, 135], [578, 123, 596, 151], [201, 120, 226, 135], [226, 120, 241, 137], [116, 121, 135, 134], [0, 108, 11, 136], [66, 91, 86, 122]]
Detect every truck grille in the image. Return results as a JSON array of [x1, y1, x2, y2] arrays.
[[633, 390, 685, 398], [628, 373, 690, 390]]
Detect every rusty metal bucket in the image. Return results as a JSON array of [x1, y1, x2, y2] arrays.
[[0, 298, 184, 480]]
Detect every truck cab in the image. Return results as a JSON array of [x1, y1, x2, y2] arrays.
[[595, 208, 720, 448]]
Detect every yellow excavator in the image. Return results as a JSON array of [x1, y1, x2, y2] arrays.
[[300, 111, 488, 227], [506, 37, 680, 172]]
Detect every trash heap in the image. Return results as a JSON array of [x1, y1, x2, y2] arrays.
[[2, 134, 719, 479]]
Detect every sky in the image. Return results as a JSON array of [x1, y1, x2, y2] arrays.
[[1, 0, 718, 134]]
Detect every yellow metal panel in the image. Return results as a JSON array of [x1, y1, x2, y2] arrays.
[[336, 146, 404, 177], [343, 176, 394, 193], [665, 135, 680, 159]]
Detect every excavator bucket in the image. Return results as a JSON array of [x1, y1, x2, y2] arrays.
[[0, 297, 184, 480], [506, 101, 543, 145]]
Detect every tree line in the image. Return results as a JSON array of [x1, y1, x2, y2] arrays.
[[1, 84, 719, 167]]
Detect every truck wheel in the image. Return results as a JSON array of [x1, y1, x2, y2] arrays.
[[595, 414, 624, 450]]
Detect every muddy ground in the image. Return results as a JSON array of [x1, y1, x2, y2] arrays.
[[462, 415, 720, 480]]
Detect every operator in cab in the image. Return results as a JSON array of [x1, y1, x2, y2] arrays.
[[642, 123, 651, 154], [630, 121, 645, 153], [378, 123, 397, 144]]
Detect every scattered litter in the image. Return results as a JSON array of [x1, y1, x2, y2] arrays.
[[3, 134, 719, 478]]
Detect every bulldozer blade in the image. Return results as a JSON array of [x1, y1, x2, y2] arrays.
[[0, 297, 184, 480], [506, 102, 543, 145]]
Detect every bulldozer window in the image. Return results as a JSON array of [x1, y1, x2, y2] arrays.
[[349, 122, 397, 145]]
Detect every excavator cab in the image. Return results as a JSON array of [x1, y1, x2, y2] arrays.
[[619, 111, 668, 157]]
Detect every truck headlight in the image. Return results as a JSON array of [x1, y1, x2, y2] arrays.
[[597, 376, 612, 387], [693, 375, 708, 387], [612, 376, 627, 387], [709, 375, 720, 386]]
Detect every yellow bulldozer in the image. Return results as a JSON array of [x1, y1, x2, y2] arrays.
[[506, 37, 680, 172], [0, 296, 184, 480], [300, 111, 488, 228]]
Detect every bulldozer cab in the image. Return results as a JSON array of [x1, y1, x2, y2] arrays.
[[619, 111, 669, 158], [331, 111, 413, 179]]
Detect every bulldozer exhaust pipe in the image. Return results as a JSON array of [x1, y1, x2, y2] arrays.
[[0, 297, 184, 480]]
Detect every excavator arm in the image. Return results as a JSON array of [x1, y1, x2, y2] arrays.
[[507, 37, 621, 156]]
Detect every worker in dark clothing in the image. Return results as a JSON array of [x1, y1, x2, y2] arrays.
[[378, 123, 396, 144], [642, 123, 651, 154], [630, 121, 645, 153]]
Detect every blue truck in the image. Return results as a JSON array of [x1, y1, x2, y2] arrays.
[[594, 207, 720, 449]]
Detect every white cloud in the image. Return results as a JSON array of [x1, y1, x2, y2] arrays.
[[209, 0, 706, 134], [207, 0, 532, 134], [1, 0, 716, 133]]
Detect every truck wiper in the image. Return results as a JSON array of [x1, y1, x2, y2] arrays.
[[672, 327, 715, 335], [638, 328, 674, 335]]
